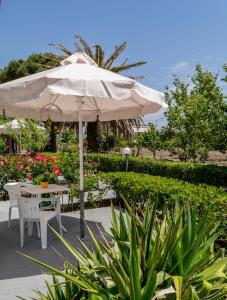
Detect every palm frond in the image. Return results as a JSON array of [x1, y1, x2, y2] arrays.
[[104, 42, 127, 69], [74, 35, 94, 59], [41, 54, 63, 64], [48, 43, 73, 56], [74, 43, 83, 53], [93, 44, 105, 67], [110, 61, 147, 73], [119, 57, 129, 67]]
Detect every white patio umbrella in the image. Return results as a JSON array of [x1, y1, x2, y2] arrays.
[[0, 53, 166, 237]]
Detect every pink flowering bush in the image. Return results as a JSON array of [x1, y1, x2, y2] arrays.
[[0, 152, 62, 194], [0, 148, 96, 198]]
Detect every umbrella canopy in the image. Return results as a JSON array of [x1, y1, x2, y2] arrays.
[[0, 53, 166, 122], [0, 53, 166, 237], [0, 119, 46, 135]]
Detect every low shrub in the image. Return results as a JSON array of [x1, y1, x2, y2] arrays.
[[100, 172, 227, 230], [90, 153, 227, 187], [57, 148, 96, 183]]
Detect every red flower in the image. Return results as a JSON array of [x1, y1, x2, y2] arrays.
[[27, 174, 33, 181], [16, 165, 23, 171], [54, 168, 62, 176], [87, 158, 93, 164]]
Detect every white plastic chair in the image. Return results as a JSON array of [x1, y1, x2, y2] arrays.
[[18, 197, 62, 249], [4, 182, 22, 228]]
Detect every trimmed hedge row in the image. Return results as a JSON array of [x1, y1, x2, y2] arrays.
[[100, 172, 227, 230], [90, 153, 227, 188]]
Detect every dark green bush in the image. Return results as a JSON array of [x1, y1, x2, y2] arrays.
[[100, 172, 227, 230], [90, 153, 227, 188]]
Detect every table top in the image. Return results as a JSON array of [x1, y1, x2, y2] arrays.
[[21, 183, 69, 195]]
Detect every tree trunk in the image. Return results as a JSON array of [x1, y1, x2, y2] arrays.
[[49, 122, 57, 152], [87, 121, 99, 152]]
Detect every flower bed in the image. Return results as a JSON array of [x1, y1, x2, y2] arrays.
[[0, 152, 62, 198], [0, 149, 97, 201]]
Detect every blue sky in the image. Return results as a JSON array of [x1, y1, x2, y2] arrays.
[[0, 0, 227, 126]]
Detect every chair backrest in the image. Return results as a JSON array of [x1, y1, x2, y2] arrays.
[[17, 197, 60, 220], [4, 182, 22, 207], [17, 198, 41, 220]]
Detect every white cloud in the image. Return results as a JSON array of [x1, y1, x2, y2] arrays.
[[172, 61, 189, 73]]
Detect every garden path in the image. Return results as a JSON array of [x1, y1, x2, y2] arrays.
[[0, 201, 112, 300]]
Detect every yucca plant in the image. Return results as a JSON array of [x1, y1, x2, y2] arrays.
[[20, 199, 227, 299], [112, 199, 227, 299], [17, 272, 83, 300]]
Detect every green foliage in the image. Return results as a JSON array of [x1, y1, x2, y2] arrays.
[[90, 153, 227, 187], [165, 65, 227, 161], [18, 272, 82, 300], [0, 53, 59, 84], [0, 137, 7, 154], [21, 200, 227, 299], [140, 123, 162, 158], [100, 172, 227, 231], [32, 172, 58, 185], [57, 148, 96, 183], [5, 119, 48, 153], [58, 126, 78, 147], [102, 134, 118, 151], [69, 175, 107, 205]]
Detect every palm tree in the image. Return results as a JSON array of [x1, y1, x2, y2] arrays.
[[49, 35, 147, 151]]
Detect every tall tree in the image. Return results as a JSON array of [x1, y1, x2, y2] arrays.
[[0, 53, 59, 83], [140, 124, 162, 158], [165, 65, 227, 162], [49, 35, 147, 151]]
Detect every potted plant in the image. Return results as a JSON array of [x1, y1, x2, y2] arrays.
[[33, 172, 58, 188]]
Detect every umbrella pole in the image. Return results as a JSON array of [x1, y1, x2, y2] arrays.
[[78, 99, 85, 238], [19, 132, 22, 155]]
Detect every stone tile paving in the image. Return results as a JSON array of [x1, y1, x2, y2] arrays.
[[0, 201, 112, 300]]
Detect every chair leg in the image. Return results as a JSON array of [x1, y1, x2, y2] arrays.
[[28, 221, 33, 236], [8, 207, 12, 228], [36, 222, 40, 238], [20, 219, 24, 247], [57, 214, 63, 236], [40, 220, 47, 249]]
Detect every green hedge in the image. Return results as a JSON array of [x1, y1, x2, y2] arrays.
[[100, 172, 227, 231], [90, 153, 227, 188]]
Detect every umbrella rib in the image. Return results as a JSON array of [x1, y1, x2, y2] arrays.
[[92, 97, 100, 115], [100, 80, 113, 98], [40, 95, 63, 118], [26, 82, 36, 99]]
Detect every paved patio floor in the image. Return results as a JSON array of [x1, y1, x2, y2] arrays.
[[0, 201, 112, 299]]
